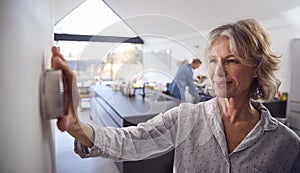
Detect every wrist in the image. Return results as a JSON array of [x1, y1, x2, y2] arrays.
[[67, 120, 95, 148], [67, 116, 80, 133]]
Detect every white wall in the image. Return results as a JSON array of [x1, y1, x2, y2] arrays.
[[0, 0, 55, 172], [263, 18, 300, 93]]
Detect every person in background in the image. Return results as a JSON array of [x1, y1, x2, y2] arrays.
[[52, 18, 299, 173], [168, 58, 202, 102]]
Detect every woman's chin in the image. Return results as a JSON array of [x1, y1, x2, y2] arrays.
[[216, 94, 228, 98], [214, 90, 228, 98]]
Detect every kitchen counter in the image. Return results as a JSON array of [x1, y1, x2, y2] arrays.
[[90, 85, 181, 126], [89, 85, 180, 173]]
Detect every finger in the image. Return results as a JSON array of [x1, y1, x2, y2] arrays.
[[52, 56, 74, 81], [57, 103, 77, 132], [63, 92, 70, 115], [62, 72, 69, 92], [51, 46, 65, 61], [57, 115, 69, 132], [71, 75, 80, 107], [53, 58, 76, 101], [51, 47, 74, 113], [51, 46, 75, 91], [51, 46, 80, 123], [51, 46, 65, 68]]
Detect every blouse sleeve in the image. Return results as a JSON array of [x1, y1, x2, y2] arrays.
[[74, 106, 180, 161]]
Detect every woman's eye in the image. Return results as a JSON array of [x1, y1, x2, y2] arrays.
[[209, 59, 217, 63], [226, 59, 239, 64]]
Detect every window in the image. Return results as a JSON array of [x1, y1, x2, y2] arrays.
[[54, 0, 144, 89]]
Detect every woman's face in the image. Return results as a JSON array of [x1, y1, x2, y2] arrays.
[[207, 37, 257, 99]]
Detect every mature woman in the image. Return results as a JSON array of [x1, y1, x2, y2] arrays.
[[52, 19, 299, 172]]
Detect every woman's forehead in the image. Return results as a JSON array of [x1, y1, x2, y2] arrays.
[[207, 39, 234, 55]]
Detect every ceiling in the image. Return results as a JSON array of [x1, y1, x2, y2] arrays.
[[103, 0, 300, 31], [55, 0, 300, 38], [54, 0, 86, 24]]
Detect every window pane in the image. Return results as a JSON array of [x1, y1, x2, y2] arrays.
[[54, 0, 137, 37], [55, 41, 144, 87]]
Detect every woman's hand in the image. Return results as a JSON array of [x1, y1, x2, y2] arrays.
[[51, 46, 80, 132]]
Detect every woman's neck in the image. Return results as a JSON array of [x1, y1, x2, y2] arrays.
[[217, 97, 259, 123]]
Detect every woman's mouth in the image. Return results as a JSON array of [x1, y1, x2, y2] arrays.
[[214, 80, 233, 87]]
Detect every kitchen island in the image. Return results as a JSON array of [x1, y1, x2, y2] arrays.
[[89, 85, 181, 173]]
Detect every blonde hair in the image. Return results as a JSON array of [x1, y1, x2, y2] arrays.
[[205, 19, 281, 101]]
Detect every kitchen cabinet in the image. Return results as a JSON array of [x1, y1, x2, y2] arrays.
[[262, 100, 287, 118], [90, 85, 181, 173]]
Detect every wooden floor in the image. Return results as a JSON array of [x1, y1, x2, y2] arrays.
[[55, 109, 120, 173]]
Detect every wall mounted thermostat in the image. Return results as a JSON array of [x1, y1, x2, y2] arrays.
[[40, 70, 64, 119]]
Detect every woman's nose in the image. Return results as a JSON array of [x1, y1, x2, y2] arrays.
[[214, 62, 226, 77]]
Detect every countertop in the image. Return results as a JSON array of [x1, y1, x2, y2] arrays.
[[90, 85, 181, 125]]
